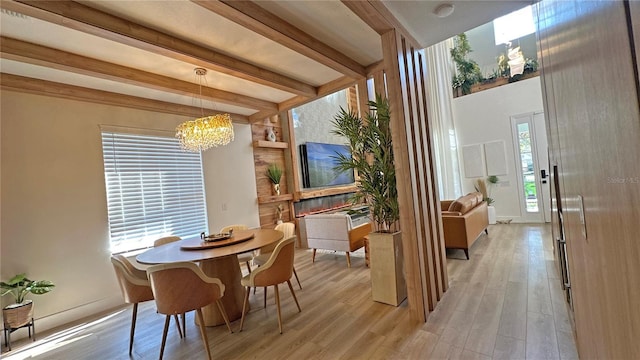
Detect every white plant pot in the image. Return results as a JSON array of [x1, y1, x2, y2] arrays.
[[488, 205, 496, 225]]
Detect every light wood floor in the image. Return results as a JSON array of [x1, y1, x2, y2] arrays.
[[3, 224, 578, 359]]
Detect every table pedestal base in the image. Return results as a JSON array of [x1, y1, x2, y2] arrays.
[[198, 255, 249, 326]]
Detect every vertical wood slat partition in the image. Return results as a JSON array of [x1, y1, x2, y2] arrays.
[[379, 29, 448, 322]]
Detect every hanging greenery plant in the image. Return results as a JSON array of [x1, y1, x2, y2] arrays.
[[450, 34, 483, 95]]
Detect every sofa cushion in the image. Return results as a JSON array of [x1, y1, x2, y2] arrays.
[[448, 193, 481, 214]]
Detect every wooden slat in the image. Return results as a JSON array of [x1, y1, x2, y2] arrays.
[[0, 36, 277, 111], [5, 0, 317, 97], [380, 27, 448, 322], [0, 73, 249, 123], [382, 30, 428, 322], [193, 0, 366, 79]]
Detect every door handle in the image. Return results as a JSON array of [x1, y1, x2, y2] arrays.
[[541, 169, 547, 178]]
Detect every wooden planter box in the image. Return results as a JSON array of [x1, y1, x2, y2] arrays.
[[369, 231, 407, 306]]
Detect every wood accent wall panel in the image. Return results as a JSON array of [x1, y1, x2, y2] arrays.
[[251, 119, 292, 228], [537, 1, 640, 358], [381, 29, 448, 322]]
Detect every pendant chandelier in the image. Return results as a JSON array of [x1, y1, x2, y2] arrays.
[[176, 68, 234, 152]]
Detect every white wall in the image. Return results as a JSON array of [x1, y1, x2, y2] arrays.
[[0, 90, 259, 334], [202, 125, 260, 231], [452, 77, 544, 222]]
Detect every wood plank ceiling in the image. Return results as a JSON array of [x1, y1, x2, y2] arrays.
[[0, 0, 530, 123]]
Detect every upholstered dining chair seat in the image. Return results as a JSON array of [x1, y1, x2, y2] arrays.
[[110, 255, 183, 355], [253, 222, 301, 290], [147, 261, 232, 360], [239, 236, 301, 334]]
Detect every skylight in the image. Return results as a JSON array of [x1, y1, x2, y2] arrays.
[[493, 5, 536, 45]]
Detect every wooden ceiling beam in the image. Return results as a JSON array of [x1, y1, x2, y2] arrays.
[[193, 0, 366, 79], [0, 73, 250, 123], [249, 76, 357, 123], [341, 0, 421, 48], [5, 0, 317, 97], [1, 36, 277, 112]]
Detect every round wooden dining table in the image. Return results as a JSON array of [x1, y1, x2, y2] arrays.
[[137, 229, 283, 326]]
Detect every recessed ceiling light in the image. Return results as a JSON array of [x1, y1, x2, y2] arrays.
[[433, 3, 455, 18]]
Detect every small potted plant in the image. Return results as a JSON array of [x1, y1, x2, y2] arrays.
[[266, 163, 283, 195], [475, 175, 499, 224], [1, 273, 54, 330]]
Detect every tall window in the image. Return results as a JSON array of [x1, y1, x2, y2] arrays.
[[101, 131, 208, 253]]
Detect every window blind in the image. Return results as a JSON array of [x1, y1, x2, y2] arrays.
[[101, 131, 208, 253]]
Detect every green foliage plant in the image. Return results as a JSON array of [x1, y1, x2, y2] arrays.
[[331, 94, 399, 232], [266, 163, 282, 184], [450, 34, 483, 95], [1, 273, 55, 304]]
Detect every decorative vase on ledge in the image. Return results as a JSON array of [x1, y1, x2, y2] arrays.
[[272, 183, 281, 196]]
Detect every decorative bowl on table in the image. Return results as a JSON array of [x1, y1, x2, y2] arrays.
[[203, 232, 232, 242]]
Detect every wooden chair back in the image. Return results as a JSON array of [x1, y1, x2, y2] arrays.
[[248, 236, 296, 287], [111, 254, 154, 304], [260, 222, 295, 254], [153, 236, 181, 247], [219, 224, 249, 233], [147, 262, 225, 315]]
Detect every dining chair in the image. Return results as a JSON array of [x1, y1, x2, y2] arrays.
[[152, 236, 187, 336], [252, 222, 301, 290], [153, 235, 181, 247], [147, 262, 232, 360], [219, 224, 253, 274], [110, 255, 183, 355], [239, 236, 301, 334]]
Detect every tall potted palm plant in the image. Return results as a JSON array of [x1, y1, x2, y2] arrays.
[[332, 94, 406, 306]]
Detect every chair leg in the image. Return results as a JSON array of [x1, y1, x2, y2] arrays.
[[312, 249, 316, 263], [346, 252, 351, 268], [239, 286, 250, 332], [274, 284, 283, 334], [159, 315, 170, 360], [464, 249, 470, 260], [173, 314, 183, 338], [286, 280, 302, 313], [245, 261, 252, 274], [215, 300, 233, 334], [196, 309, 213, 360], [293, 267, 302, 289], [129, 303, 138, 355], [485, 228, 489, 235], [264, 286, 268, 309], [181, 313, 186, 337]]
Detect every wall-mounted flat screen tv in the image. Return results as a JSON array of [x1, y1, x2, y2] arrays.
[[300, 142, 355, 188]]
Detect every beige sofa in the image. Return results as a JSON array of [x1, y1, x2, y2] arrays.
[[441, 192, 489, 259], [304, 213, 371, 267]]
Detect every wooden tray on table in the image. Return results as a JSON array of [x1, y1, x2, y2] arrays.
[[180, 230, 255, 250]]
